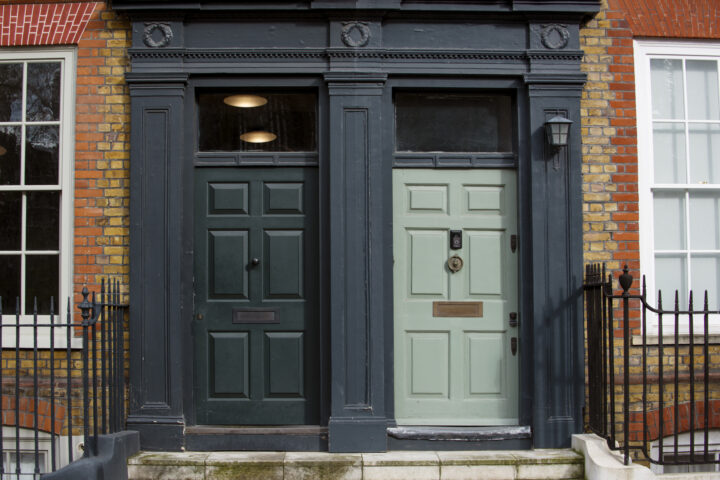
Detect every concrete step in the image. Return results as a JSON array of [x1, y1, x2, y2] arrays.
[[128, 449, 584, 480]]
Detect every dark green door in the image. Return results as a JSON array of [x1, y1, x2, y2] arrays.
[[194, 167, 319, 425]]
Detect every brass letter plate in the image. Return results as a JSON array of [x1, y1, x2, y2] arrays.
[[432, 301, 483, 318]]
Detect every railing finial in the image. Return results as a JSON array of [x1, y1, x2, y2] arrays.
[[618, 264, 632, 293], [79, 286, 92, 326]]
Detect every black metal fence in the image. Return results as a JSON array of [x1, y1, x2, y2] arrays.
[[0, 279, 126, 478], [585, 263, 720, 469]]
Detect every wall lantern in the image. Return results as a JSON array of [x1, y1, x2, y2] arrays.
[[545, 115, 573, 147], [0, 145, 6, 156]]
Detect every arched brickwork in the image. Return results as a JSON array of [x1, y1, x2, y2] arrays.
[[628, 399, 720, 442], [609, 0, 720, 39], [0, 2, 99, 46], [1, 396, 66, 434]]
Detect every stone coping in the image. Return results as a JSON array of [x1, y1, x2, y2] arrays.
[[129, 449, 583, 467]]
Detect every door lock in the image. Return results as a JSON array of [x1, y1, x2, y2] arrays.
[[447, 255, 463, 273]]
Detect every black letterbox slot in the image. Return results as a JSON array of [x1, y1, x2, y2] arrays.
[[232, 309, 278, 324]]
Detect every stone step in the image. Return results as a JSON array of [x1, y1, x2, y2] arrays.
[[128, 449, 584, 480]]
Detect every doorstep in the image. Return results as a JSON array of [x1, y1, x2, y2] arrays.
[[128, 449, 584, 480]]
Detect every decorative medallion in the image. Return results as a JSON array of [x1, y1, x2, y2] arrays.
[[540, 24, 569, 50], [341, 22, 370, 48], [143, 22, 173, 48]]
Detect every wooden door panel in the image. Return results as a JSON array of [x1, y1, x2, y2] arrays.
[[209, 332, 249, 397], [465, 333, 504, 396], [263, 182, 304, 214], [209, 182, 249, 215], [408, 230, 448, 296], [265, 332, 304, 397], [408, 332, 449, 397], [394, 169, 518, 426], [209, 230, 249, 298], [264, 230, 304, 299], [408, 185, 448, 212], [194, 167, 319, 425], [467, 231, 503, 296]]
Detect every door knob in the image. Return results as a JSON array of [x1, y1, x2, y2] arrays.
[[251, 258, 260, 267]]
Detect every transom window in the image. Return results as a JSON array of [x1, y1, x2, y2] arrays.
[[197, 91, 317, 153], [0, 49, 74, 321], [394, 92, 513, 153], [635, 41, 720, 329]]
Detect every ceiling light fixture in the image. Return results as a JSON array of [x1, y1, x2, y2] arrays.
[[240, 130, 277, 144], [223, 94, 268, 108]]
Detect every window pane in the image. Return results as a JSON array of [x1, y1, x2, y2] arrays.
[[689, 192, 720, 250], [25, 254, 58, 315], [25, 125, 59, 185], [653, 122, 686, 183], [26, 191, 59, 251], [687, 60, 720, 120], [0, 126, 21, 185], [651, 59, 685, 119], [5, 451, 46, 475], [689, 123, 720, 184], [655, 255, 688, 309], [0, 254, 20, 313], [26, 62, 61, 122], [0, 63, 23, 122], [691, 254, 720, 310], [0, 192, 22, 250], [395, 93, 513, 152], [198, 92, 317, 152], [654, 191, 686, 250]]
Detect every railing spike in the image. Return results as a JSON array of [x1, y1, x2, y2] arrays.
[[618, 264, 632, 293]]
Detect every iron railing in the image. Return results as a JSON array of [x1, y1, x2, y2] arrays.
[[585, 263, 720, 468], [0, 279, 126, 478]]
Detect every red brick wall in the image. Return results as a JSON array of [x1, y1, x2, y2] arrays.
[[1, 1, 130, 437], [581, 0, 720, 458], [610, 0, 720, 39]]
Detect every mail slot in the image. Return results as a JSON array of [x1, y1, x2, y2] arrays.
[[432, 301, 483, 317], [232, 309, 278, 324]]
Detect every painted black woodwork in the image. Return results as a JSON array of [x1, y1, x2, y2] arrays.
[[126, 73, 188, 450], [193, 167, 320, 425], [121, 0, 600, 452]]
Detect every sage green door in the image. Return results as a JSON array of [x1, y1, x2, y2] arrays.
[[194, 167, 319, 425], [393, 169, 519, 425]]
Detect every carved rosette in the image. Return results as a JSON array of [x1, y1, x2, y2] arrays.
[[143, 22, 174, 48], [341, 22, 370, 48], [540, 24, 569, 50]]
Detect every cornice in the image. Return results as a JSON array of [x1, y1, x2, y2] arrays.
[[128, 48, 577, 64]]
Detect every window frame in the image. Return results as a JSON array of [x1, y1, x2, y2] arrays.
[[0, 47, 76, 348], [635, 39, 720, 334]]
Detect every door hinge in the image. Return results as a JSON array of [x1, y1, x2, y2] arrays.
[[509, 312, 518, 328], [511, 337, 518, 356], [510, 234, 517, 253]]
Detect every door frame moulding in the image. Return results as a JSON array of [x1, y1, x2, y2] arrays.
[[183, 77, 332, 435]]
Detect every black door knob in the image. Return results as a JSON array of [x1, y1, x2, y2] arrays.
[[251, 258, 260, 266]]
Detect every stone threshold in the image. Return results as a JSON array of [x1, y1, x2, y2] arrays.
[[128, 449, 584, 480], [388, 425, 532, 441]]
